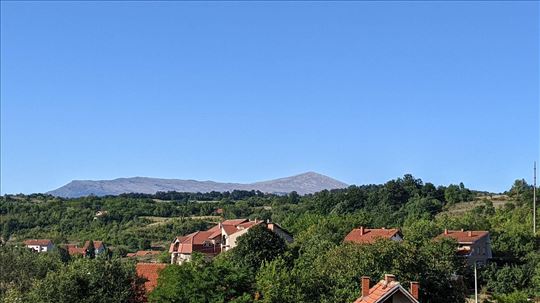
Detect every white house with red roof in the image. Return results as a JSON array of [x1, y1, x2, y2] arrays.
[[344, 227, 403, 244], [353, 274, 419, 303], [169, 219, 292, 264], [24, 239, 54, 252], [437, 229, 492, 265]]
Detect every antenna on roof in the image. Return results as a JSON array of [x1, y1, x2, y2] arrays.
[[534, 161, 537, 235]]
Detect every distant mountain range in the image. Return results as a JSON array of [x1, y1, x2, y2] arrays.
[[47, 172, 349, 198]]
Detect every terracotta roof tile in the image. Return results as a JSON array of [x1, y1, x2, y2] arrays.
[[345, 227, 401, 244], [136, 263, 167, 293], [65, 244, 85, 255], [23, 239, 52, 246], [353, 279, 418, 303]]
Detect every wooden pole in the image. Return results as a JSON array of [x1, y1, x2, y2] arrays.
[[534, 161, 536, 235]]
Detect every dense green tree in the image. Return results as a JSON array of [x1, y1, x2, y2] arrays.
[[229, 224, 286, 272], [149, 254, 253, 303], [27, 257, 144, 303]]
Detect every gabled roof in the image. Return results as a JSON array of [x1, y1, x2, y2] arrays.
[[136, 263, 167, 293], [354, 280, 419, 303], [345, 227, 401, 244], [222, 224, 240, 236], [169, 231, 216, 254], [83, 240, 105, 250], [24, 239, 53, 246], [437, 230, 489, 244]]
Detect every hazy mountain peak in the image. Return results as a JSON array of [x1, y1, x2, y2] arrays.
[[47, 172, 348, 198]]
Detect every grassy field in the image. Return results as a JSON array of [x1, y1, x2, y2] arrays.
[[437, 194, 511, 217]]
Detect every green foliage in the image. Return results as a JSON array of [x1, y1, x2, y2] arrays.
[[0, 246, 63, 298], [229, 224, 286, 272], [492, 291, 530, 303], [28, 257, 144, 303], [149, 254, 253, 303], [0, 246, 142, 303]]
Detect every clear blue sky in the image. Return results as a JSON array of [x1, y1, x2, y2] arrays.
[[1, 1, 538, 194]]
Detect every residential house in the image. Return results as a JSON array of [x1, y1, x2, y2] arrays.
[[169, 219, 293, 264], [66, 240, 107, 257], [345, 227, 403, 244], [24, 239, 54, 252], [169, 230, 222, 264], [353, 274, 420, 303], [437, 229, 492, 265]]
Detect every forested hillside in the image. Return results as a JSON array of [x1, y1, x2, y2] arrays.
[[1, 175, 538, 303]]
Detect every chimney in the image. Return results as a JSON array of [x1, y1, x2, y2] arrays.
[[460, 228, 464, 232], [444, 228, 448, 235], [384, 274, 396, 283], [360, 226, 365, 235], [410, 282, 419, 300], [361, 276, 370, 297], [468, 231, 473, 237]]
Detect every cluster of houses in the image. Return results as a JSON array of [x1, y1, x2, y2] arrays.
[[169, 218, 293, 264], [344, 226, 492, 265], [23, 239, 108, 257], [22, 222, 492, 302]]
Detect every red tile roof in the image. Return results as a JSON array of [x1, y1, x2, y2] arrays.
[[222, 224, 241, 236], [136, 263, 167, 293], [24, 239, 52, 246], [353, 277, 419, 303], [437, 230, 489, 244], [345, 227, 401, 244], [170, 219, 264, 256], [169, 231, 218, 254], [66, 244, 85, 255]]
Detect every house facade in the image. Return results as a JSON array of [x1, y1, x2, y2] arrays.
[[437, 229, 492, 265], [345, 227, 403, 244], [169, 219, 292, 264], [24, 239, 54, 252], [353, 274, 420, 303]]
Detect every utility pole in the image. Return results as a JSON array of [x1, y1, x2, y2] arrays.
[[534, 161, 537, 235], [474, 262, 478, 303]]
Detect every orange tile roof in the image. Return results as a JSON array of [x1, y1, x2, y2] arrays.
[[222, 224, 240, 236], [24, 239, 52, 246], [344, 227, 401, 244], [136, 263, 167, 293], [170, 231, 217, 254], [437, 230, 489, 244], [353, 279, 418, 303], [66, 244, 85, 255]]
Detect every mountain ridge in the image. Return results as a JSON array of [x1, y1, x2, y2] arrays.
[[47, 172, 348, 198]]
